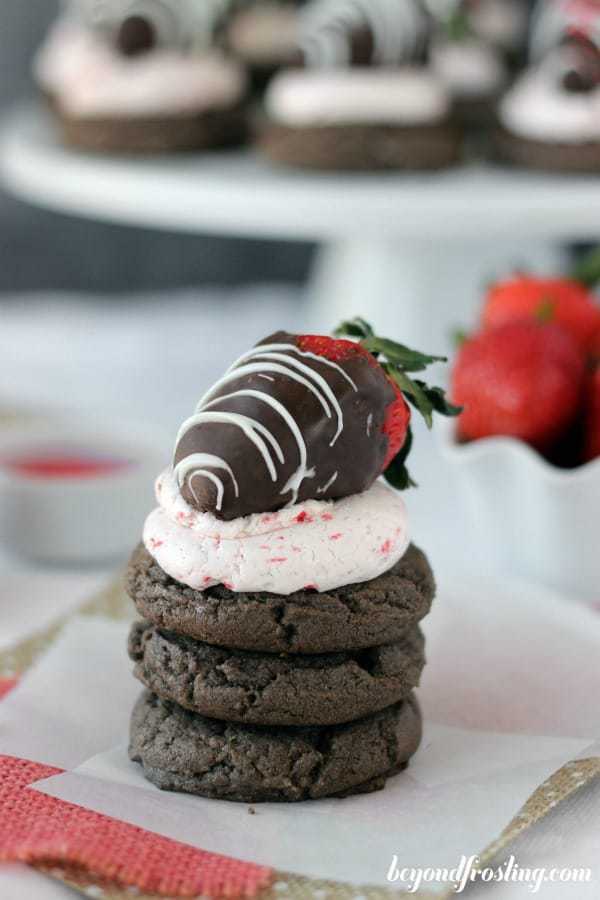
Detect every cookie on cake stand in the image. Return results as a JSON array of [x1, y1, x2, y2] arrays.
[[497, 0, 600, 172], [258, 0, 462, 170], [126, 319, 460, 802], [427, 0, 528, 128], [33, 0, 249, 153], [226, 0, 304, 93]]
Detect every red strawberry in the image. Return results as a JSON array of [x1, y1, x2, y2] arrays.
[[584, 367, 600, 462], [482, 275, 600, 354], [297, 334, 411, 468], [305, 321, 460, 489], [589, 329, 600, 364], [452, 321, 585, 449]]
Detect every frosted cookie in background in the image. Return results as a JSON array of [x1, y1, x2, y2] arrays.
[[426, 0, 529, 127], [226, 0, 304, 92], [33, 0, 249, 153], [259, 0, 462, 170], [497, 0, 600, 171]]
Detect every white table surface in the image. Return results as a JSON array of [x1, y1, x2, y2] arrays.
[[0, 287, 598, 898]]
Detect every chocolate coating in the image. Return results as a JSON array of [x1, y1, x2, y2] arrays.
[[117, 15, 157, 56], [174, 331, 397, 520]]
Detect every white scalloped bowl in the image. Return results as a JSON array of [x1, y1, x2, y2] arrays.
[[437, 417, 600, 602]]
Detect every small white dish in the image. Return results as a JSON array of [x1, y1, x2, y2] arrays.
[[0, 416, 168, 565], [437, 417, 600, 602]]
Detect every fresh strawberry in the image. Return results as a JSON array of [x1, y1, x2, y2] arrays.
[[306, 319, 462, 489], [583, 366, 600, 462], [297, 333, 411, 469], [589, 329, 600, 364], [482, 275, 600, 354], [452, 321, 585, 449]]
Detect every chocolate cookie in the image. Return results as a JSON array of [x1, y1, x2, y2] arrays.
[[129, 690, 422, 802], [496, 125, 600, 173], [126, 542, 435, 654], [128, 621, 425, 726], [56, 106, 248, 155], [258, 121, 462, 171]]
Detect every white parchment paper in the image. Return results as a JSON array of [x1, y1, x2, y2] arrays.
[[12, 575, 598, 889]]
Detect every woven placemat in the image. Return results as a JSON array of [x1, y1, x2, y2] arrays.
[[2, 575, 600, 900]]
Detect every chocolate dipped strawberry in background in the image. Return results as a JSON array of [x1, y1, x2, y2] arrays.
[[127, 319, 457, 802], [33, 0, 249, 154], [259, 0, 462, 170], [498, 0, 600, 171]]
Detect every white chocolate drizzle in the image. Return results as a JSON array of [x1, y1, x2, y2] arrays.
[[176, 340, 360, 509], [299, 0, 430, 68], [317, 471, 339, 494], [81, 0, 237, 52], [176, 412, 283, 482], [173, 452, 239, 512]]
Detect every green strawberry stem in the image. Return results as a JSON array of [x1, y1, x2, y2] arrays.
[[571, 245, 600, 289], [445, 6, 473, 41], [334, 317, 461, 490]]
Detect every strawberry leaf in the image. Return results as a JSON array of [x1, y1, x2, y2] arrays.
[[333, 318, 460, 489], [383, 426, 417, 491], [362, 336, 447, 372], [334, 317, 375, 339], [445, 7, 473, 41], [387, 368, 435, 428], [452, 328, 469, 348], [536, 298, 555, 323], [418, 384, 463, 418], [571, 245, 600, 289]]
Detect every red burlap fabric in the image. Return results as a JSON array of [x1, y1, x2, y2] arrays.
[[0, 677, 17, 700], [0, 677, 273, 900]]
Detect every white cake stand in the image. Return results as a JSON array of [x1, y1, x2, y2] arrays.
[[2, 102, 600, 351]]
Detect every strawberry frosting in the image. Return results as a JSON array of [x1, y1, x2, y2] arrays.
[[143, 467, 410, 595], [34, 19, 246, 118]]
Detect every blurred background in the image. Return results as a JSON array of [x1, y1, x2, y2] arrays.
[[0, 2, 312, 292], [0, 0, 597, 592]]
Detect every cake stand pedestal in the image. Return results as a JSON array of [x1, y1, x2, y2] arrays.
[[3, 103, 600, 351]]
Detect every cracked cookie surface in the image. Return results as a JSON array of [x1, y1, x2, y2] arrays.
[[129, 690, 422, 802], [129, 621, 425, 726], [126, 543, 435, 654]]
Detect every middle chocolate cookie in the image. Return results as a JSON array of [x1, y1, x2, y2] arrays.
[[129, 621, 425, 727]]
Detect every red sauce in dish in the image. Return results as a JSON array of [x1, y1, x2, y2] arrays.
[[2, 450, 134, 480]]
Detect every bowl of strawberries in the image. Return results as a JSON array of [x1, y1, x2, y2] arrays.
[[440, 261, 600, 601]]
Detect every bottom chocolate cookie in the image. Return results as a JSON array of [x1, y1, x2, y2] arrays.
[[130, 690, 422, 803], [496, 125, 600, 173], [55, 105, 248, 154], [258, 121, 462, 171]]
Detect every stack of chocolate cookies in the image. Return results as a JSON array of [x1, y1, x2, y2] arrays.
[[126, 323, 455, 802], [127, 542, 434, 802]]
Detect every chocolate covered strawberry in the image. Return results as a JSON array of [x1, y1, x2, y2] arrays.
[[174, 319, 458, 519], [481, 275, 600, 354], [452, 321, 586, 449]]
